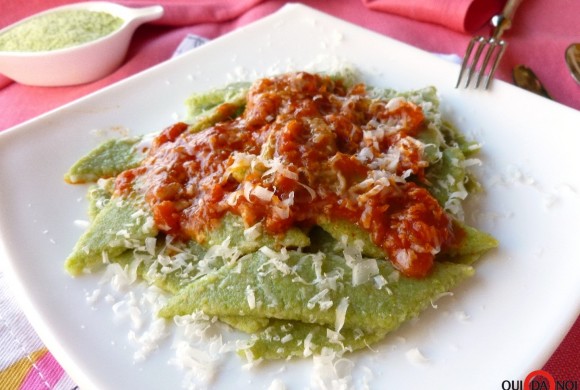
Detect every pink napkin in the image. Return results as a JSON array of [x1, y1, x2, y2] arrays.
[[362, 0, 504, 32], [0, 75, 12, 89]]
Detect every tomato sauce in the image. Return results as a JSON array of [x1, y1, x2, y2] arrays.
[[116, 72, 454, 278]]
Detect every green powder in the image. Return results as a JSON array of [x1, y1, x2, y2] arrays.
[[0, 9, 123, 52]]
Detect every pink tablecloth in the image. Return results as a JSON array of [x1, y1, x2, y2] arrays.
[[0, 0, 578, 388]]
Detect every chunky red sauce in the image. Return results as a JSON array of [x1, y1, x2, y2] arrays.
[[115, 72, 454, 278]]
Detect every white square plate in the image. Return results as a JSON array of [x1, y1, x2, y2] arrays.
[[1, 4, 579, 389]]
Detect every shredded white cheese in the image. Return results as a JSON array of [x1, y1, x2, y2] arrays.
[[310, 347, 354, 390], [352, 259, 379, 286], [405, 347, 429, 364], [430, 291, 453, 309], [245, 285, 256, 309], [243, 222, 262, 241], [268, 379, 287, 390], [334, 297, 349, 332], [303, 332, 315, 357], [307, 288, 332, 310]]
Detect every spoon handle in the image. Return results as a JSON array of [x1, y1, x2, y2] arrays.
[[512, 65, 553, 100], [565, 44, 580, 85]]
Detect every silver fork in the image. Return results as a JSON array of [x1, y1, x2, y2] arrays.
[[455, 0, 524, 89]]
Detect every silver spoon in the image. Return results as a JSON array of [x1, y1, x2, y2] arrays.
[[512, 65, 552, 99], [565, 43, 580, 85]]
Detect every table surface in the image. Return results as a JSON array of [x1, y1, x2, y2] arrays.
[[0, 0, 578, 388]]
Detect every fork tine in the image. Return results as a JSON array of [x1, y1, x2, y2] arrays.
[[475, 41, 506, 89], [483, 43, 507, 89], [455, 0, 524, 90], [463, 38, 486, 87], [455, 37, 478, 88], [475, 42, 497, 88]]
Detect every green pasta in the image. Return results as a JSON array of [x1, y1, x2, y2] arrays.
[[63, 70, 497, 361]]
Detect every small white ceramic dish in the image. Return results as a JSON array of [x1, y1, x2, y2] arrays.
[[0, 2, 163, 86]]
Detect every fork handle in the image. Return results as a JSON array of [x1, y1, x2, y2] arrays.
[[502, 0, 524, 20], [491, 0, 525, 40]]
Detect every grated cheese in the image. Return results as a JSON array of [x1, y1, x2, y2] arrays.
[[144, 236, 157, 256], [253, 185, 275, 202], [405, 347, 429, 364], [259, 246, 292, 275], [326, 328, 344, 344], [268, 379, 287, 390], [129, 318, 169, 362], [351, 259, 379, 286], [307, 288, 332, 310], [461, 158, 482, 168], [373, 275, 388, 290], [299, 182, 317, 200], [170, 341, 220, 383], [243, 222, 262, 241], [243, 181, 253, 202], [245, 285, 256, 309], [303, 332, 315, 357], [430, 291, 453, 309], [310, 347, 354, 390], [261, 155, 299, 180], [387, 270, 400, 283], [334, 297, 349, 332], [85, 288, 101, 305], [73, 219, 90, 229]]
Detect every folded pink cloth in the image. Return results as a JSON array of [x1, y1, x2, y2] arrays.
[[0, 75, 12, 90], [362, 0, 504, 32]]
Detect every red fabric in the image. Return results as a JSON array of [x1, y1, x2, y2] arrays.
[[0, 0, 579, 382], [362, 0, 505, 32], [544, 315, 580, 382]]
